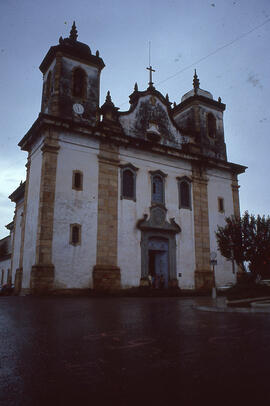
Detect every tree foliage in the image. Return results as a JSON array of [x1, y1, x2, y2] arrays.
[[216, 212, 270, 278]]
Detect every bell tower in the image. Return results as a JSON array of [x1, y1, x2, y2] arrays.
[[173, 71, 227, 160], [39, 22, 105, 125]]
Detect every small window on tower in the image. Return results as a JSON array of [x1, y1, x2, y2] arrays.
[[218, 197, 224, 213], [72, 170, 83, 191], [207, 113, 216, 138], [70, 224, 81, 246], [72, 68, 86, 99]]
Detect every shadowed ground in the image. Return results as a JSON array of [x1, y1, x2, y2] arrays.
[[1, 296, 269, 405]]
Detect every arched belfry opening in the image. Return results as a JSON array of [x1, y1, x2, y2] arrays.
[[207, 113, 216, 138], [72, 67, 86, 99]]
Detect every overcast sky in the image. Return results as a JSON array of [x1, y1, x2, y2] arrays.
[[0, 0, 270, 238]]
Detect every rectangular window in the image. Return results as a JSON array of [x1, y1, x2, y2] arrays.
[[72, 170, 83, 191], [218, 197, 224, 213], [70, 224, 81, 246]]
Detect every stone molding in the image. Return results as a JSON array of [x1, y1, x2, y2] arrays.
[[192, 163, 211, 290], [30, 132, 59, 294], [231, 174, 240, 217], [50, 55, 61, 116], [15, 157, 31, 294], [137, 206, 180, 285], [93, 142, 121, 290]]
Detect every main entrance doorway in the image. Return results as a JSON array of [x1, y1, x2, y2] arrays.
[[148, 238, 169, 288]]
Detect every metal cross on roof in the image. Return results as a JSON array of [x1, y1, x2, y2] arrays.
[[147, 65, 155, 88]]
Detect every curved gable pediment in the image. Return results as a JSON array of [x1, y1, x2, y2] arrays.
[[119, 90, 188, 149]]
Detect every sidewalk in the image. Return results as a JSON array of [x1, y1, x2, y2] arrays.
[[194, 295, 270, 313]]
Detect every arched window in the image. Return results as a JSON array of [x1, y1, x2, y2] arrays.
[[207, 113, 216, 138], [178, 177, 192, 209], [45, 71, 52, 99], [150, 171, 167, 204], [70, 224, 81, 246], [123, 170, 134, 199], [72, 170, 83, 191], [72, 68, 86, 98], [120, 164, 138, 201]]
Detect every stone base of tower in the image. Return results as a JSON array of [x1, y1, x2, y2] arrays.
[[93, 265, 121, 291], [195, 270, 213, 291], [30, 264, 55, 295], [14, 268, 23, 295]]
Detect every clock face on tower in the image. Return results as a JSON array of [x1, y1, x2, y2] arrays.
[[73, 103, 84, 115]]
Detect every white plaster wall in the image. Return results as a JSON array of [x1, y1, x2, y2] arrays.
[[0, 258, 11, 283], [207, 168, 237, 286], [22, 141, 43, 289], [43, 59, 56, 81], [118, 147, 196, 289], [11, 202, 24, 279], [52, 133, 99, 289]]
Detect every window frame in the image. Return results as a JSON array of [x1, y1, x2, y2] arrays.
[[218, 197, 225, 213], [177, 176, 192, 210], [150, 170, 167, 206], [72, 170, 83, 191], [70, 223, 81, 246], [120, 163, 138, 201]]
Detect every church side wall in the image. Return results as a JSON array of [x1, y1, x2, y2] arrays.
[[207, 168, 237, 286], [52, 134, 99, 289], [22, 141, 43, 289], [0, 257, 11, 284], [11, 202, 24, 280], [118, 147, 196, 289]]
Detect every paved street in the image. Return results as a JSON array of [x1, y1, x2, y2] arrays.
[[1, 296, 270, 405]]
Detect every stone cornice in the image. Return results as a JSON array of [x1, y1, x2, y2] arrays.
[[19, 113, 246, 175], [173, 94, 226, 115]]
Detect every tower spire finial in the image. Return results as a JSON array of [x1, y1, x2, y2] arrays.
[[193, 69, 200, 94], [69, 21, 78, 41]]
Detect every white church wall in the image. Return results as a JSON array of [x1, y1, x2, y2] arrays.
[[22, 140, 43, 289], [0, 257, 11, 284], [52, 133, 99, 289], [11, 201, 24, 280], [118, 147, 196, 289], [207, 167, 237, 286]]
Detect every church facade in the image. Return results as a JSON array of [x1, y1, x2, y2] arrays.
[[1, 23, 246, 294]]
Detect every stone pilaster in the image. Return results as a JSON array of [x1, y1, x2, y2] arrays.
[[231, 173, 242, 277], [30, 131, 60, 294], [231, 173, 240, 217], [192, 163, 212, 290], [93, 142, 121, 290], [50, 55, 62, 116], [14, 158, 31, 295]]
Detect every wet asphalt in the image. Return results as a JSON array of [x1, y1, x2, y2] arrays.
[[1, 296, 270, 406]]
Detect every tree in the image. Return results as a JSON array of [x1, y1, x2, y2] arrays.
[[216, 212, 270, 278]]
